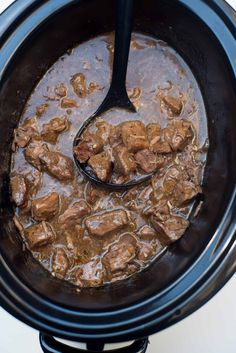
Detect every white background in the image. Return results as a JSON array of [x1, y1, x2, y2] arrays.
[[0, 0, 235, 352]]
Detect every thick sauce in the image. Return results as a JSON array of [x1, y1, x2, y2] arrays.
[[10, 33, 208, 287]]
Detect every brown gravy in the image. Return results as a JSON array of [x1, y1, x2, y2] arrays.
[[10, 33, 208, 287]]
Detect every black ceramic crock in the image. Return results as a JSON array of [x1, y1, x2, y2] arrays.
[[0, 1, 236, 352]]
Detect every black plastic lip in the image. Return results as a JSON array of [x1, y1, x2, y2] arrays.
[[0, 0, 236, 343]]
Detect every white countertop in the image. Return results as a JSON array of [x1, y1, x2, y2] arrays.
[[0, 0, 235, 352]]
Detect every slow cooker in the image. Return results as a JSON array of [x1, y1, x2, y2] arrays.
[[0, 0, 235, 352]]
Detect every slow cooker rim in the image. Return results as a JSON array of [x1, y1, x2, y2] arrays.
[[0, 0, 235, 343]]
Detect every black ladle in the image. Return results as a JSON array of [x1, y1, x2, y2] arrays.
[[73, 0, 153, 189]]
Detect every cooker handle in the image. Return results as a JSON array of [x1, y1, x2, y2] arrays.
[[39, 333, 149, 353]]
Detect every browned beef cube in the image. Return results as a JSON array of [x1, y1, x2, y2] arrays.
[[36, 103, 48, 117], [39, 151, 74, 181], [150, 139, 172, 154], [11, 174, 28, 207], [164, 120, 193, 151], [73, 132, 104, 163], [143, 199, 170, 221], [60, 98, 78, 108], [31, 192, 60, 221], [135, 149, 164, 173], [109, 124, 122, 145], [14, 117, 38, 148], [25, 221, 56, 249], [151, 214, 189, 245], [41, 116, 69, 143], [58, 200, 91, 229], [137, 242, 156, 261], [172, 180, 201, 207], [103, 235, 137, 273], [121, 120, 149, 152], [54, 83, 67, 97], [146, 123, 171, 154], [70, 73, 87, 98], [24, 140, 49, 170], [25, 169, 42, 197], [137, 225, 157, 241], [113, 145, 136, 176], [95, 119, 113, 144], [162, 95, 183, 116], [88, 152, 112, 181], [52, 248, 69, 278], [163, 166, 182, 195], [85, 209, 129, 237], [146, 123, 161, 141], [76, 259, 104, 287]]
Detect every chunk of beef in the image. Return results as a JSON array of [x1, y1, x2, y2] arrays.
[[36, 103, 48, 117], [24, 140, 49, 170], [52, 248, 69, 278], [95, 119, 113, 144], [24, 169, 42, 197], [137, 225, 157, 241], [14, 117, 38, 148], [151, 214, 189, 245], [164, 120, 193, 151], [146, 123, 161, 141], [146, 123, 171, 154], [85, 209, 129, 237], [121, 120, 149, 152], [55, 83, 67, 97], [41, 116, 69, 143], [135, 149, 164, 173], [11, 174, 28, 207], [39, 151, 74, 181], [73, 132, 104, 163], [163, 166, 182, 195], [109, 124, 122, 146], [25, 221, 56, 249], [137, 242, 156, 261], [31, 192, 60, 221], [70, 73, 87, 98], [58, 200, 91, 229], [76, 259, 104, 287], [88, 152, 112, 181], [172, 180, 201, 207], [61, 98, 78, 108], [103, 235, 137, 273], [162, 95, 183, 116], [113, 145, 136, 176]]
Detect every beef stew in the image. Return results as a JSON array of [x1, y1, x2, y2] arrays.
[[10, 33, 208, 287]]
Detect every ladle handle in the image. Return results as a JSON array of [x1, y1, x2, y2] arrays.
[[91, 0, 135, 116], [111, 0, 134, 91]]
